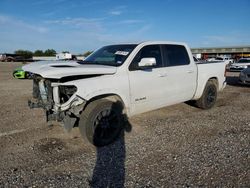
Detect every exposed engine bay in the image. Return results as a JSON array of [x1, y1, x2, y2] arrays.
[[28, 75, 86, 131]]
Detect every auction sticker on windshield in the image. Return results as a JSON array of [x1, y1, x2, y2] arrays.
[[115, 51, 129, 56]]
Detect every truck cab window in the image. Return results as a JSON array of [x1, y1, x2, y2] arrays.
[[129, 45, 162, 71], [163, 45, 190, 66]]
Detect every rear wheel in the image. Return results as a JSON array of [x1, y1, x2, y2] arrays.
[[79, 99, 124, 147], [196, 80, 217, 109]]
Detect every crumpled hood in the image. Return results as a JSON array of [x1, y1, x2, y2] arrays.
[[22, 61, 117, 79]]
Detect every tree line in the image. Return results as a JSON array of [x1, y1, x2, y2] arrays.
[[14, 49, 93, 59], [14, 49, 57, 59]]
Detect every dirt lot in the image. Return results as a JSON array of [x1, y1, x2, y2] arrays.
[[0, 62, 249, 187]]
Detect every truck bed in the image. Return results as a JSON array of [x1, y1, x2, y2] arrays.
[[193, 61, 226, 100]]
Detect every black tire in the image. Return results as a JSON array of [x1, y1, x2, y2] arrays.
[[79, 99, 124, 147], [196, 80, 217, 109]]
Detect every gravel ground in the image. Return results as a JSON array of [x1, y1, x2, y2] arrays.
[[0, 62, 249, 187]]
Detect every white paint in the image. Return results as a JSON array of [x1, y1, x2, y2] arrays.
[[22, 61, 117, 79]]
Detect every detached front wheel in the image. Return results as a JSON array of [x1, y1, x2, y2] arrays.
[[196, 80, 217, 109], [79, 99, 124, 147]]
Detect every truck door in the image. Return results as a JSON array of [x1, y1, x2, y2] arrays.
[[128, 45, 169, 115], [128, 44, 197, 116], [161, 44, 197, 103]]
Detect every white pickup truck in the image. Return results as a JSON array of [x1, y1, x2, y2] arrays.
[[22, 41, 227, 146], [207, 57, 234, 65]]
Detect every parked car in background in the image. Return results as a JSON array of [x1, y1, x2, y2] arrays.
[[206, 57, 216, 62], [13, 67, 32, 79], [229, 58, 250, 71], [239, 66, 250, 85], [56, 52, 77, 60], [13, 68, 27, 79], [0, 54, 16, 62], [0, 53, 32, 62], [210, 57, 234, 65]]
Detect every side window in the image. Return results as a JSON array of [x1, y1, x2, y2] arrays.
[[163, 45, 190, 66], [129, 45, 162, 71]]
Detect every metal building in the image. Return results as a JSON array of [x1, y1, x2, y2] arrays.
[[191, 46, 250, 60]]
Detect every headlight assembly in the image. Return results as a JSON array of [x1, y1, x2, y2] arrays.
[[58, 85, 77, 103]]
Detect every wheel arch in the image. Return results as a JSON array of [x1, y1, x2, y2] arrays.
[[208, 77, 219, 90], [195, 77, 218, 109], [85, 93, 129, 118], [193, 77, 219, 100]]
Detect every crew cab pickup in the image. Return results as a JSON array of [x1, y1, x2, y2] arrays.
[[22, 41, 227, 146]]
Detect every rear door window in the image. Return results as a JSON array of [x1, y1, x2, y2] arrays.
[[162, 45, 190, 66]]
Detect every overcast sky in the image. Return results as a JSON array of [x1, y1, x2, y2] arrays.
[[0, 0, 250, 54]]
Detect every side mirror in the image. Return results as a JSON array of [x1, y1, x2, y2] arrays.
[[138, 58, 156, 67]]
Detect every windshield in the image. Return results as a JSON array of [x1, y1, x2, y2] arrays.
[[78, 44, 137, 66], [236, 59, 250, 63]]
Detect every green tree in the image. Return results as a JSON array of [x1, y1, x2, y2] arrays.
[[44, 49, 56, 56], [83, 51, 93, 57], [33, 50, 44, 56], [14, 50, 33, 59]]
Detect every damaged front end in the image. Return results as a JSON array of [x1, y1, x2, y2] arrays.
[[28, 75, 86, 131]]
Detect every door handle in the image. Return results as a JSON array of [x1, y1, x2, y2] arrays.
[[187, 70, 194, 73]]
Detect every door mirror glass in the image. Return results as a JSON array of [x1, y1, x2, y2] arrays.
[[138, 58, 156, 67]]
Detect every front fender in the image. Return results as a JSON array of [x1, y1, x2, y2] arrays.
[[58, 74, 131, 116], [83, 89, 131, 116]]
